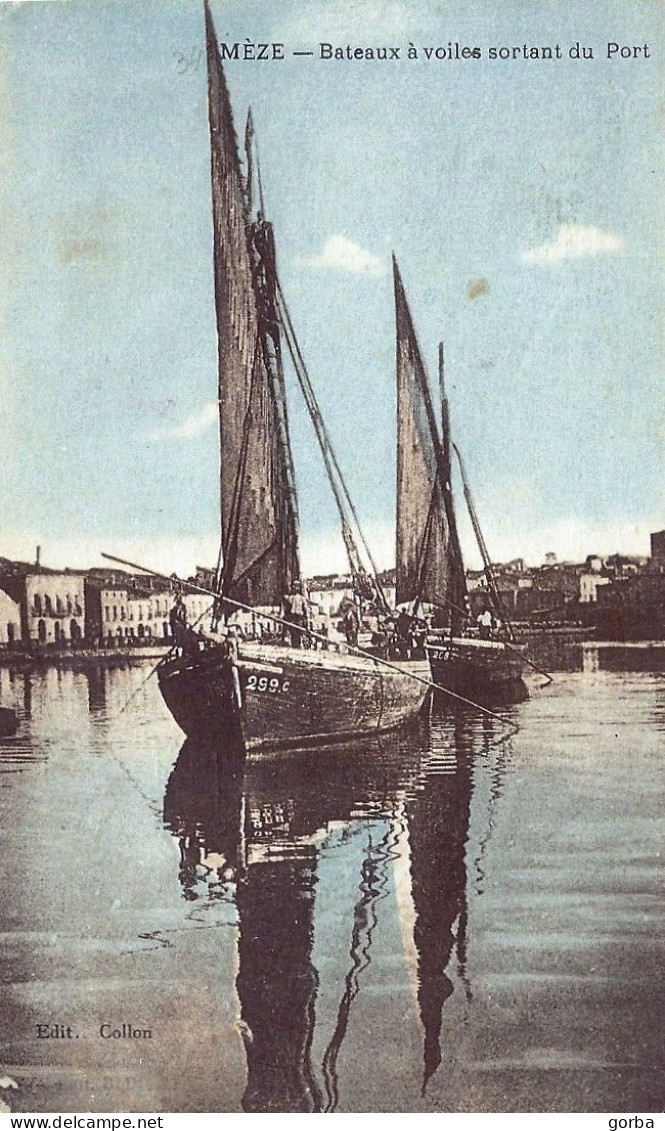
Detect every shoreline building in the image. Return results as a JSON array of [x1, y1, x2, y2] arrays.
[[0, 556, 85, 644], [0, 585, 21, 645]]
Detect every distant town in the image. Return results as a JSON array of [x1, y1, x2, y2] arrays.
[[0, 528, 663, 652]]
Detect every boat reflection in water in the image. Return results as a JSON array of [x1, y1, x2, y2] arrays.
[[163, 708, 505, 1112]]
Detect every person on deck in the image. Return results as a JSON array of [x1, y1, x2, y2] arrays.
[[318, 619, 330, 650], [223, 626, 240, 663], [477, 607, 493, 639], [410, 616, 428, 658], [222, 627, 242, 709], [283, 582, 308, 648], [169, 594, 188, 655], [342, 603, 361, 649], [394, 608, 415, 658]]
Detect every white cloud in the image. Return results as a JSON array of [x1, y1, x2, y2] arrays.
[[521, 224, 625, 265], [144, 401, 218, 441], [299, 235, 386, 277]]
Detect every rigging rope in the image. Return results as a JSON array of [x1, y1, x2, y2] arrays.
[[276, 282, 389, 613], [101, 553, 520, 741], [452, 442, 515, 641]]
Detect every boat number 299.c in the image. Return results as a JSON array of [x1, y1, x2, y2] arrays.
[[244, 674, 291, 694]]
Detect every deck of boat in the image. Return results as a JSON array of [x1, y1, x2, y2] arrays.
[[237, 641, 425, 671]]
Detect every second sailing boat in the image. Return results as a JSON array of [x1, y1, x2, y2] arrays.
[[393, 259, 526, 699], [157, 5, 430, 752]]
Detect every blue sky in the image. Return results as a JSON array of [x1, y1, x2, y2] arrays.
[[0, 0, 662, 575]]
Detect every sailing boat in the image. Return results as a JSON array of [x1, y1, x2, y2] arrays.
[[393, 258, 526, 698], [157, 5, 430, 752]]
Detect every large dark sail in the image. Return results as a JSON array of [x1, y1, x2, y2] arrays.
[[205, 3, 299, 607], [394, 258, 466, 618]]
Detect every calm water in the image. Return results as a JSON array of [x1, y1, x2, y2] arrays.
[[0, 652, 663, 1113]]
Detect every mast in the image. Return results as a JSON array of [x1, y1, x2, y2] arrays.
[[438, 343, 468, 634], [244, 109, 254, 214], [204, 1, 299, 608]]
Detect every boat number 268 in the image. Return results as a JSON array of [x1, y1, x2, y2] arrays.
[[245, 674, 291, 694]]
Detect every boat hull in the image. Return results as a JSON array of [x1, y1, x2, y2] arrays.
[[426, 636, 527, 700], [158, 643, 430, 753]]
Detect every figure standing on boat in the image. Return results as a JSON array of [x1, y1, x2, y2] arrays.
[[283, 581, 309, 648], [169, 593, 188, 653], [222, 627, 242, 709], [342, 603, 361, 648], [476, 606, 493, 639]]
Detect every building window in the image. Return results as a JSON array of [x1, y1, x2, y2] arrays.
[[33, 595, 42, 615], [37, 619, 46, 643], [44, 595, 52, 615]]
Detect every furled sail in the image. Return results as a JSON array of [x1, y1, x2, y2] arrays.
[[205, 2, 299, 607], [393, 258, 466, 618]]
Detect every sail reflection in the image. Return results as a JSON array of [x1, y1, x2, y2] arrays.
[[406, 712, 475, 1090], [163, 710, 506, 1110]]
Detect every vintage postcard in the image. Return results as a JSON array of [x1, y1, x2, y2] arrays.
[[0, 0, 662, 1117]]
